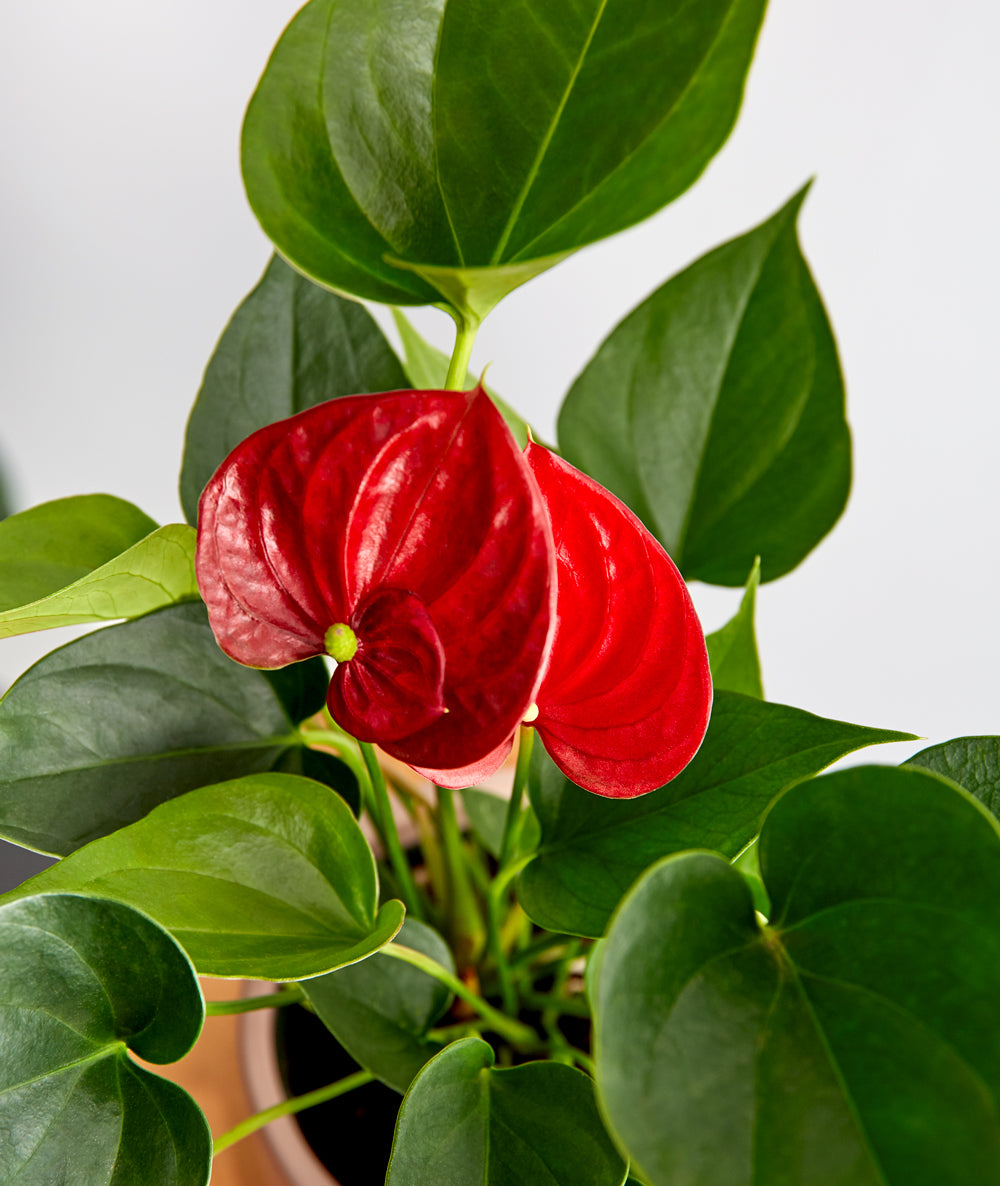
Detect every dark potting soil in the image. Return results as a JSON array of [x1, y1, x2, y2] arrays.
[[276, 1004, 401, 1186]]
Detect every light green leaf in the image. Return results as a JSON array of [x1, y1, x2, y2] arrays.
[[180, 255, 408, 524], [0, 602, 341, 855], [705, 557, 763, 696], [0, 494, 157, 612], [520, 692, 914, 936], [0, 892, 211, 1185], [559, 189, 850, 585], [594, 766, 1000, 1185], [386, 1037, 627, 1186], [3, 775, 404, 981], [303, 918, 453, 1092], [0, 524, 198, 638]]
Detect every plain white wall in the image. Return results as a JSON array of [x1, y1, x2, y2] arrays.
[[1, 0, 997, 770]]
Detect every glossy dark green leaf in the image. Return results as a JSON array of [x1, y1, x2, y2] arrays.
[[0, 602, 336, 855], [905, 736, 1000, 819], [0, 523, 199, 638], [273, 745, 361, 816], [386, 1037, 627, 1186], [594, 766, 1000, 1186], [460, 787, 510, 859], [241, 1, 439, 307], [391, 309, 530, 446], [2, 774, 404, 980], [434, 0, 765, 268], [243, 0, 764, 319], [0, 494, 157, 611], [0, 892, 211, 1185], [303, 918, 452, 1092], [180, 254, 408, 524], [559, 189, 850, 585], [705, 557, 762, 697], [519, 691, 913, 936]]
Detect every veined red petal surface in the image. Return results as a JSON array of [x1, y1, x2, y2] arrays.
[[524, 441, 712, 798], [197, 388, 556, 767]]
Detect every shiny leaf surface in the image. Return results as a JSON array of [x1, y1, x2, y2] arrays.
[[197, 388, 555, 771], [559, 189, 850, 585], [303, 918, 452, 1092], [905, 736, 1000, 819], [594, 766, 1000, 1185], [0, 603, 332, 855], [0, 893, 211, 1185], [0, 494, 157, 611], [180, 255, 408, 524], [386, 1037, 627, 1186], [2, 775, 403, 980], [519, 692, 914, 936]]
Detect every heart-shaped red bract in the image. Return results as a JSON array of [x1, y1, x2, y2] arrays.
[[420, 443, 713, 795], [196, 388, 555, 769], [526, 441, 712, 796]]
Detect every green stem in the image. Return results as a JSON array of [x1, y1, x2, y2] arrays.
[[436, 784, 485, 964], [383, 942, 538, 1051], [205, 986, 305, 1016], [297, 728, 371, 795], [212, 1070, 374, 1155], [520, 990, 591, 1018], [360, 741, 425, 921], [499, 727, 533, 869], [443, 314, 480, 390]]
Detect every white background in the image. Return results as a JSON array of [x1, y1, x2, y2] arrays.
[[1, 0, 997, 768]]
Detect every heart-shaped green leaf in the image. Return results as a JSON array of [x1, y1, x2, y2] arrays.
[[3, 774, 404, 980], [519, 691, 914, 936], [180, 255, 409, 524], [594, 766, 1000, 1185], [558, 189, 850, 585], [0, 494, 157, 611], [386, 1037, 627, 1186], [0, 892, 211, 1185], [243, 0, 765, 319], [905, 736, 1000, 819], [303, 918, 452, 1092], [0, 523, 198, 638], [0, 602, 341, 855], [706, 557, 762, 697]]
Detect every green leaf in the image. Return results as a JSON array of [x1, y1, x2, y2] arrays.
[[705, 557, 763, 696], [519, 691, 914, 936], [558, 189, 850, 585], [594, 766, 1000, 1185], [460, 788, 511, 859], [180, 254, 408, 524], [2, 774, 404, 980], [391, 309, 530, 446], [0, 892, 211, 1185], [0, 524, 199, 638], [386, 1037, 627, 1186], [0, 602, 339, 855], [303, 918, 453, 1092], [242, 0, 765, 318], [905, 736, 1000, 819], [433, 0, 765, 267], [0, 494, 157, 611]]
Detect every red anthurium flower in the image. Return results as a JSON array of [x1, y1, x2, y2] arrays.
[[419, 442, 712, 797], [196, 387, 556, 770]]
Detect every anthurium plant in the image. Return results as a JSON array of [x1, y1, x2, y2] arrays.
[[1, 3, 998, 1185]]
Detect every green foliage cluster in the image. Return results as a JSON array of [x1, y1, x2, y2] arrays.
[[1, 2, 996, 1184]]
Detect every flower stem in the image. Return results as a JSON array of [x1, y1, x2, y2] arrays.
[[499, 727, 533, 869], [443, 314, 480, 390], [212, 1070, 374, 1156], [382, 942, 538, 1051], [205, 986, 305, 1016], [436, 785, 485, 965], [360, 741, 425, 921], [297, 728, 370, 795]]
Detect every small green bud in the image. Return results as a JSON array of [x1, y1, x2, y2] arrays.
[[325, 622, 358, 663]]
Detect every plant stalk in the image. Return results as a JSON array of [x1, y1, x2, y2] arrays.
[[205, 986, 305, 1016], [360, 741, 425, 921], [212, 1070, 375, 1155], [443, 314, 480, 390]]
